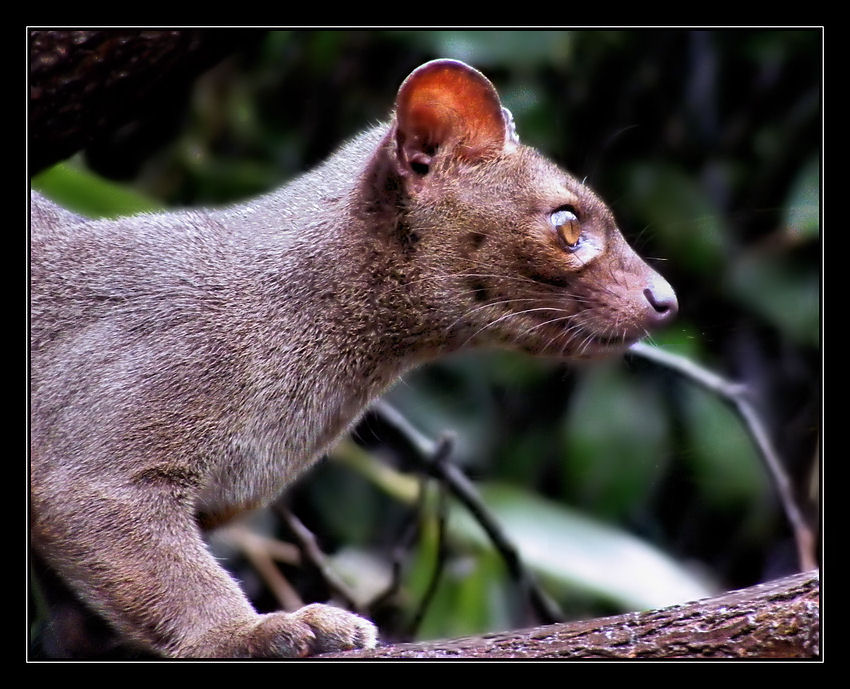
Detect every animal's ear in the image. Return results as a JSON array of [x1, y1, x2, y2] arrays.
[[393, 59, 514, 177]]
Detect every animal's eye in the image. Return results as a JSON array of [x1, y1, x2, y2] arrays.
[[551, 207, 581, 250]]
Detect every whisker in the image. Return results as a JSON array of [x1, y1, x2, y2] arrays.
[[443, 297, 543, 333], [525, 313, 576, 334], [459, 306, 570, 348], [547, 320, 586, 353]]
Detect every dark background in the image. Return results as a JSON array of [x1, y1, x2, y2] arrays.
[[30, 29, 821, 646]]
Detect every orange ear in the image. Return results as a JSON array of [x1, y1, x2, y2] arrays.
[[394, 59, 508, 175]]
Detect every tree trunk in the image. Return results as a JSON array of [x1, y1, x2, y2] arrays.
[[29, 29, 259, 174]]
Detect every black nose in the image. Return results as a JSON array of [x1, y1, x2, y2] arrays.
[[643, 284, 678, 326]]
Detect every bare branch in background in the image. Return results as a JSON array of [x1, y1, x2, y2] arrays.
[[628, 342, 817, 572], [214, 525, 303, 611], [274, 503, 367, 615], [370, 400, 564, 625]]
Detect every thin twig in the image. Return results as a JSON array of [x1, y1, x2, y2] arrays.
[[628, 341, 817, 571], [371, 400, 564, 625], [273, 504, 365, 614], [370, 474, 430, 614], [215, 525, 304, 611], [408, 480, 449, 636]]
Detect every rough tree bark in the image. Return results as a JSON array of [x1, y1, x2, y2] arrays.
[[321, 570, 820, 659], [29, 29, 259, 174]]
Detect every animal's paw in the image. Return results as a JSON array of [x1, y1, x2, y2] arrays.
[[289, 603, 378, 655], [186, 605, 377, 658]]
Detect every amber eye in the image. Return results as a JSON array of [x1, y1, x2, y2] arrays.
[[551, 207, 581, 250]]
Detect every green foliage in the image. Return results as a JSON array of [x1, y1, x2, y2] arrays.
[[727, 250, 820, 347], [449, 483, 711, 611], [681, 387, 771, 509], [32, 160, 162, 218], [783, 156, 820, 242], [400, 29, 575, 69], [401, 507, 509, 639], [560, 363, 671, 522], [623, 163, 728, 277]]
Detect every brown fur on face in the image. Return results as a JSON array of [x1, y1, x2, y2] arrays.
[[385, 131, 675, 360]]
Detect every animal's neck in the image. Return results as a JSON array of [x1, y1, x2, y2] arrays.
[[204, 137, 451, 482]]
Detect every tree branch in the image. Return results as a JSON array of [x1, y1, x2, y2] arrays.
[[320, 570, 819, 659], [369, 400, 564, 625], [627, 342, 817, 572], [29, 29, 259, 174], [273, 504, 367, 615], [214, 524, 304, 611]]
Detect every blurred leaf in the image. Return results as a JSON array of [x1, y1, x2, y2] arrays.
[[31, 160, 162, 218], [405, 507, 514, 640], [782, 156, 820, 242], [744, 30, 820, 64], [682, 385, 771, 508], [179, 152, 280, 202], [401, 30, 573, 68], [384, 354, 503, 468], [561, 363, 671, 520], [328, 547, 394, 609], [623, 163, 727, 276], [727, 251, 820, 346], [332, 439, 420, 505], [450, 483, 713, 611], [337, 444, 710, 621], [642, 322, 706, 360]]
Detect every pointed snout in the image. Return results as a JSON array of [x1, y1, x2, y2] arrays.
[[642, 273, 678, 327]]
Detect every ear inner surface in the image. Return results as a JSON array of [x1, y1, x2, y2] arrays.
[[395, 59, 507, 169]]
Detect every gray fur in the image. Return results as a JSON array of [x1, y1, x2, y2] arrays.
[[30, 60, 676, 658]]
